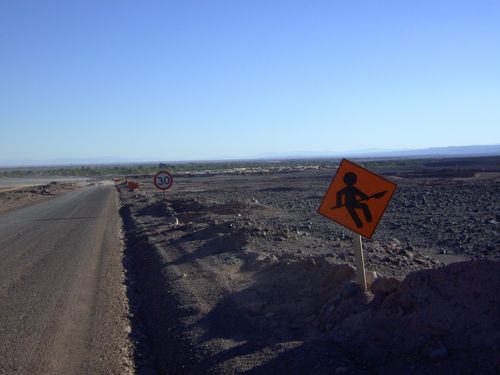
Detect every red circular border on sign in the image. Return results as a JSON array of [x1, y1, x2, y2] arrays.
[[153, 171, 174, 190]]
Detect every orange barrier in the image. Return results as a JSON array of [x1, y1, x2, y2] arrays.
[[127, 181, 139, 190]]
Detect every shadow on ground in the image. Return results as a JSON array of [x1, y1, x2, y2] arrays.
[[120, 204, 203, 375]]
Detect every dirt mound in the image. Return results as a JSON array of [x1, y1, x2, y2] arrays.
[[136, 201, 178, 224], [224, 255, 358, 336], [252, 258, 356, 322], [118, 169, 499, 373], [170, 198, 207, 213], [364, 238, 442, 278], [319, 260, 500, 374], [179, 222, 249, 252], [137, 200, 175, 217], [168, 197, 274, 223], [181, 221, 237, 240], [0, 182, 77, 214]]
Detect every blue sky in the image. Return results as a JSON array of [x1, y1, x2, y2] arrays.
[[1, 1, 499, 165]]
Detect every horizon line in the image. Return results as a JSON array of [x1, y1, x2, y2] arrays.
[[1, 144, 499, 169]]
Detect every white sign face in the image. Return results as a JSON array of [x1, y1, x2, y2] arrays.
[[153, 171, 173, 190]]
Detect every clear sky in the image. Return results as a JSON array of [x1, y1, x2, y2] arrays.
[[1, 1, 499, 165]]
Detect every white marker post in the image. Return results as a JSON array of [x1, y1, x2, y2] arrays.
[[353, 234, 367, 291]]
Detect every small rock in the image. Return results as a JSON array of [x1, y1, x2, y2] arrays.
[[341, 281, 361, 298], [390, 238, 401, 246], [371, 277, 400, 294], [365, 271, 378, 288], [166, 215, 179, 225], [329, 264, 355, 284], [256, 254, 278, 263], [428, 345, 448, 361], [405, 250, 415, 258]]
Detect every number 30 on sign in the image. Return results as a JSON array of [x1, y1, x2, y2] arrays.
[[153, 171, 173, 190]]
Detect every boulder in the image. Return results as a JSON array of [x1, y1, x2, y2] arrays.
[[365, 271, 378, 288], [370, 276, 400, 295]]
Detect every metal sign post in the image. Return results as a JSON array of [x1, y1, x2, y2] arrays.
[[353, 234, 367, 291], [318, 159, 397, 291]]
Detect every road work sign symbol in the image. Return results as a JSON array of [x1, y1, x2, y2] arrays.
[[153, 171, 173, 190], [318, 159, 397, 238]]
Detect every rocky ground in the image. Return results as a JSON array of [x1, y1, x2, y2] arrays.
[[118, 158, 500, 374], [0, 181, 83, 214]]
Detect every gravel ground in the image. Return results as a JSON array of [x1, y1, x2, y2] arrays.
[[119, 159, 500, 374], [0, 181, 84, 214]]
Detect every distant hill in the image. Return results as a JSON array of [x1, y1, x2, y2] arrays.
[[367, 145, 500, 158], [253, 144, 500, 160], [1, 145, 499, 168]]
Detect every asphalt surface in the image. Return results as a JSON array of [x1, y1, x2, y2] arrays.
[[0, 185, 130, 375]]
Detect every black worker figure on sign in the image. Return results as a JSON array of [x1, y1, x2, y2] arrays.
[[332, 172, 373, 228]]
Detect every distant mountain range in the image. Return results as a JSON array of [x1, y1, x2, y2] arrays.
[[0, 157, 133, 168], [1, 145, 499, 168], [252, 144, 500, 160]]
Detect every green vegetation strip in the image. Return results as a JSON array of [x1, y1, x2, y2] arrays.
[[0, 160, 335, 178]]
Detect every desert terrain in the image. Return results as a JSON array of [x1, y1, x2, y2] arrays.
[[117, 156, 500, 374], [0, 177, 89, 214]]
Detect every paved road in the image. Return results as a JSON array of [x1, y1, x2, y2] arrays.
[[0, 186, 131, 374]]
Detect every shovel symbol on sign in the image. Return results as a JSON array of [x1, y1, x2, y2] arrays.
[[330, 172, 387, 228]]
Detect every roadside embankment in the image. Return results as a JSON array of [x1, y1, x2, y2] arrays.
[[0, 181, 82, 214], [119, 184, 499, 374]]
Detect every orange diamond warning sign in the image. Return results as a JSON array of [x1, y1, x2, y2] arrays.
[[318, 159, 397, 239]]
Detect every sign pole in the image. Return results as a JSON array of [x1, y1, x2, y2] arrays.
[[317, 159, 397, 293], [353, 233, 367, 291], [153, 170, 174, 201]]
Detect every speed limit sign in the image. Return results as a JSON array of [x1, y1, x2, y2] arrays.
[[153, 171, 173, 190]]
